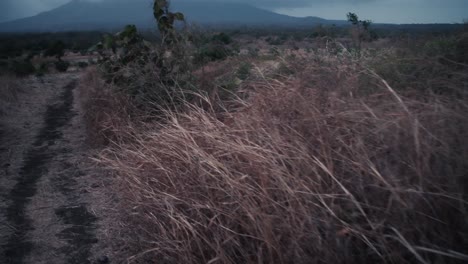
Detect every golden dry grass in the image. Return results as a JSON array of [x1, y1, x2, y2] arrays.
[[88, 49, 468, 264]]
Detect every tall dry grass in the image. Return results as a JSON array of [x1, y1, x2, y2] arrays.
[[79, 67, 138, 146], [95, 51, 468, 263], [0, 75, 21, 115]]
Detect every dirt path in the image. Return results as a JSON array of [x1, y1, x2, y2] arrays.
[[0, 74, 104, 264]]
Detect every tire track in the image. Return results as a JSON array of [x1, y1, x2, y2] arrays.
[[1, 79, 97, 264]]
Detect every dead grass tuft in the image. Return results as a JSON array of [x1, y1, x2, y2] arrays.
[[0, 75, 22, 115], [79, 67, 138, 146]]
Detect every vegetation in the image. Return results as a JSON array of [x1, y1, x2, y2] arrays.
[[44, 40, 66, 60], [0, 75, 21, 115], [54, 60, 70, 72], [73, 4, 468, 264], [1, 3, 467, 263], [8, 60, 36, 77], [347, 12, 374, 54]]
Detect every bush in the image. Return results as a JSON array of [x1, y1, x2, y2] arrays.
[[455, 33, 468, 63], [54, 60, 70, 72], [45, 40, 66, 59], [236, 62, 252, 80], [0, 75, 20, 104], [35, 62, 48, 77], [423, 38, 457, 57], [212, 32, 233, 45], [78, 61, 89, 68], [9, 60, 35, 77], [195, 44, 233, 63]]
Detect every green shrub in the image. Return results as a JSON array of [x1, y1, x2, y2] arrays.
[[195, 44, 232, 63], [78, 61, 89, 68], [55, 60, 70, 72], [9, 60, 35, 76], [45, 40, 66, 59], [212, 32, 232, 45], [35, 62, 48, 77], [423, 38, 457, 57], [266, 37, 285, 46], [237, 62, 252, 80]]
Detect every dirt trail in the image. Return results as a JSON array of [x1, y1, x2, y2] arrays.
[[1, 74, 103, 264]]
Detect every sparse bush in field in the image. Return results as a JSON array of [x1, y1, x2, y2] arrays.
[[236, 62, 252, 80], [54, 60, 70, 72], [0, 75, 20, 105], [368, 45, 468, 95], [79, 68, 137, 146], [269, 47, 281, 56], [45, 40, 66, 60], [423, 37, 457, 57], [94, 1, 196, 110], [455, 33, 468, 63], [212, 32, 232, 45], [78, 61, 89, 68], [277, 61, 294, 76], [194, 44, 233, 64], [35, 62, 48, 77], [266, 36, 286, 46], [192, 31, 238, 65], [9, 60, 35, 77], [248, 47, 259, 57], [312, 24, 327, 38], [347, 12, 373, 55]]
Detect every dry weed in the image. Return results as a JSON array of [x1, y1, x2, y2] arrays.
[[97, 53, 468, 263], [78, 67, 138, 146], [0, 75, 21, 115]]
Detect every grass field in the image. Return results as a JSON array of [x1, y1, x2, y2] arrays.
[[77, 31, 468, 263]]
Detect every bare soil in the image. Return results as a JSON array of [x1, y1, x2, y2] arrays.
[[0, 73, 109, 264]]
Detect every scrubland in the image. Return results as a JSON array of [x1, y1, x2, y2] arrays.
[[79, 30, 468, 263]]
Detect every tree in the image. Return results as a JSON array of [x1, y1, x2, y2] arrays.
[[152, 0, 189, 79], [346, 12, 373, 55], [153, 0, 185, 44]]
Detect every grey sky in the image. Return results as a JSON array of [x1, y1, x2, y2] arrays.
[[0, 0, 467, 24]]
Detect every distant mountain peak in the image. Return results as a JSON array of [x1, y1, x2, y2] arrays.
[[0, 0, 344, 33]]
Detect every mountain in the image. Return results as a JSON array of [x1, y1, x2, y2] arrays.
[[0, 0, 344, 33]]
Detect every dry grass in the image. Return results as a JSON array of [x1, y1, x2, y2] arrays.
[[79, 67, 138, 146], [0, 75, 21, 115], [93, 49, 468, 263]]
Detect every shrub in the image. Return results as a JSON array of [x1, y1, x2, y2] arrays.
[[455, 33, 468, 63], [78, 61, 89, 68], [195, 44, 233, 63], [236, 62, 252, 80], [44, 40, 66, 59], [0, 75, 20, 104], [35, 62, 48, 77], [212, 32, 233, 45], [423, 38, 457, 57], [54, 60, 70, 72], [79, 68, 136, 146], [9, 60, 35, 76]]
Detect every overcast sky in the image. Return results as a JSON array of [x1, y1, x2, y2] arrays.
[[0, 0, 467, 24]]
